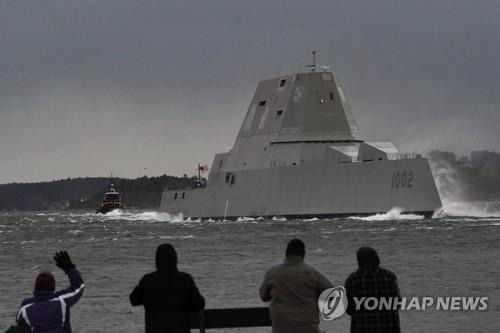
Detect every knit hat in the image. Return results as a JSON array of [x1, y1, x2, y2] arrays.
[[34, 271, 55, 292]]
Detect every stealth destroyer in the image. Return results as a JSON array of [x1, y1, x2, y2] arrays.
[[160, 62, 441, 219]]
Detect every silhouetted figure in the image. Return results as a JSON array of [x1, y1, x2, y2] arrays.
[[259, 239, 332, 333], [130, 244, 205, 333], [345, 247, 401, 333], [12, 251, 84, 333]]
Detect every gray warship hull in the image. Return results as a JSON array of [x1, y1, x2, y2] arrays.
[[161, 157, 439, 219], [160, 69, 441, 219]]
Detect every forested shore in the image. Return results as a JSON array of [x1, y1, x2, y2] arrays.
[[0, 175, 198, 211], [1, 150, 499, 211]]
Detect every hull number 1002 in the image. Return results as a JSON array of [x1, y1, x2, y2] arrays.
[[391, 171, 414, 188]]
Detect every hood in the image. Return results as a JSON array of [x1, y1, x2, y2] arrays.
[[156, 244, 178, 271]]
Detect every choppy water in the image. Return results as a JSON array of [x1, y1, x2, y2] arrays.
[[1, 208, 499, 332]]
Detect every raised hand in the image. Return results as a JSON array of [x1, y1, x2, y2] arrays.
[[53, 251, 76, 273]]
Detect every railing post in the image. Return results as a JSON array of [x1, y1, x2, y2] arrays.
[[198, 311, 206, 333]]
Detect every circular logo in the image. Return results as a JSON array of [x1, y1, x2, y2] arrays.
[[318, 286, 348, 321]]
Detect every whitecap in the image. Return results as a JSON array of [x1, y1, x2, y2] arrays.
[[159, 235, 195, 240], [348, 207, 424, 221], [103, 210, 185, 223], [185, 217, 201, 222], [237, 216, 256, 222]]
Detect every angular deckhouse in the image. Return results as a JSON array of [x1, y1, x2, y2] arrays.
[[160, 69, 442, 219]]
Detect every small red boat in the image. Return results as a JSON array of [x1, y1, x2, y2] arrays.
[[96, 184, 123, 214]]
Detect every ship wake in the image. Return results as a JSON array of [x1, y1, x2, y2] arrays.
[[349, 207, 424, 221], [102, 210, 185, 222], [434, 201, 500, 218], [429, 152, 500, 218]]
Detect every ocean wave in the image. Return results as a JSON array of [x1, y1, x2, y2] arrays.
[[184, 217, 202, 222], [236, 216, 256, 222], [303, 217, 320, 222], [102, 210, 185, 222], [159, 235, 195, 240], [348, 207, 424, 221]]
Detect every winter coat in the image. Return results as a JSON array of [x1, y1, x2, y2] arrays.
[[130, 269, 205, 333], [17, 269, 84, 333], [259, 256, 333, 333]]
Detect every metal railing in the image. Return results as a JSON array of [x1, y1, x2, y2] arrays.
[[189, 307, 271, 332], [391, 153, 422, 160]]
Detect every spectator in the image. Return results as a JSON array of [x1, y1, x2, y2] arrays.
[[345, 247, 401, 333], [130, 243, 205, 333], [12, 251, 84, 333], [259, 238, 332, 333]]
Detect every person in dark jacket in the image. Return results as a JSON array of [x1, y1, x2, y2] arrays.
[[345, 247, 401, 333], [13, 251, 85, 333], [130, 243, 205, 333]]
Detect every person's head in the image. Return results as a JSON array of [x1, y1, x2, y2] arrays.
[[286, 238, 305, 259], [156, 243, 178, 271], [34, 271, 55, 293], [357, 247, 380, 269]]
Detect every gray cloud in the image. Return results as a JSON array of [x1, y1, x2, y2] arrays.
[[1, 0, 499, 182]]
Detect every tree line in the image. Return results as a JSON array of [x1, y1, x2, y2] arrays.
[[0, 175, 199, 211], [1, 150, 499, 211]]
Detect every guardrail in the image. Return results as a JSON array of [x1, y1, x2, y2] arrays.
[[189, 307, 271, 332], [392, 153, 422, 160]]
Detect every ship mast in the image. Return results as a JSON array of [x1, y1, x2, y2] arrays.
[[306, 50, 317, 72]]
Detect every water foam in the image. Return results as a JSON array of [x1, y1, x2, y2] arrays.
[[303, 217, 320, 222], [236, 216, 256, 222], [103, 210, 184, 222], [349, 207, 424, 221], [429, 154, 500, 218], [434, 201, 500, 218]]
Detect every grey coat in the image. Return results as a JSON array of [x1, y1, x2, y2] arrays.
[[259, 256, 333, 333]]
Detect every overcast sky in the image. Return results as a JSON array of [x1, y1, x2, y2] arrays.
[[0, 0, 498, 183]]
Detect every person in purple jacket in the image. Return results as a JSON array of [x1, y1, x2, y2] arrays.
[[13, 251, 85, 333]]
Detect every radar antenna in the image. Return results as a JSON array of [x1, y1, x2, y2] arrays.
[[306, 50, 317, 72], [306, 50, 330, 72]]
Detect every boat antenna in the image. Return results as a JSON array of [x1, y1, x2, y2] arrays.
[[197, 163, 201, 184], [306, 50, 317, 72], [306, 50, 331, 72]]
